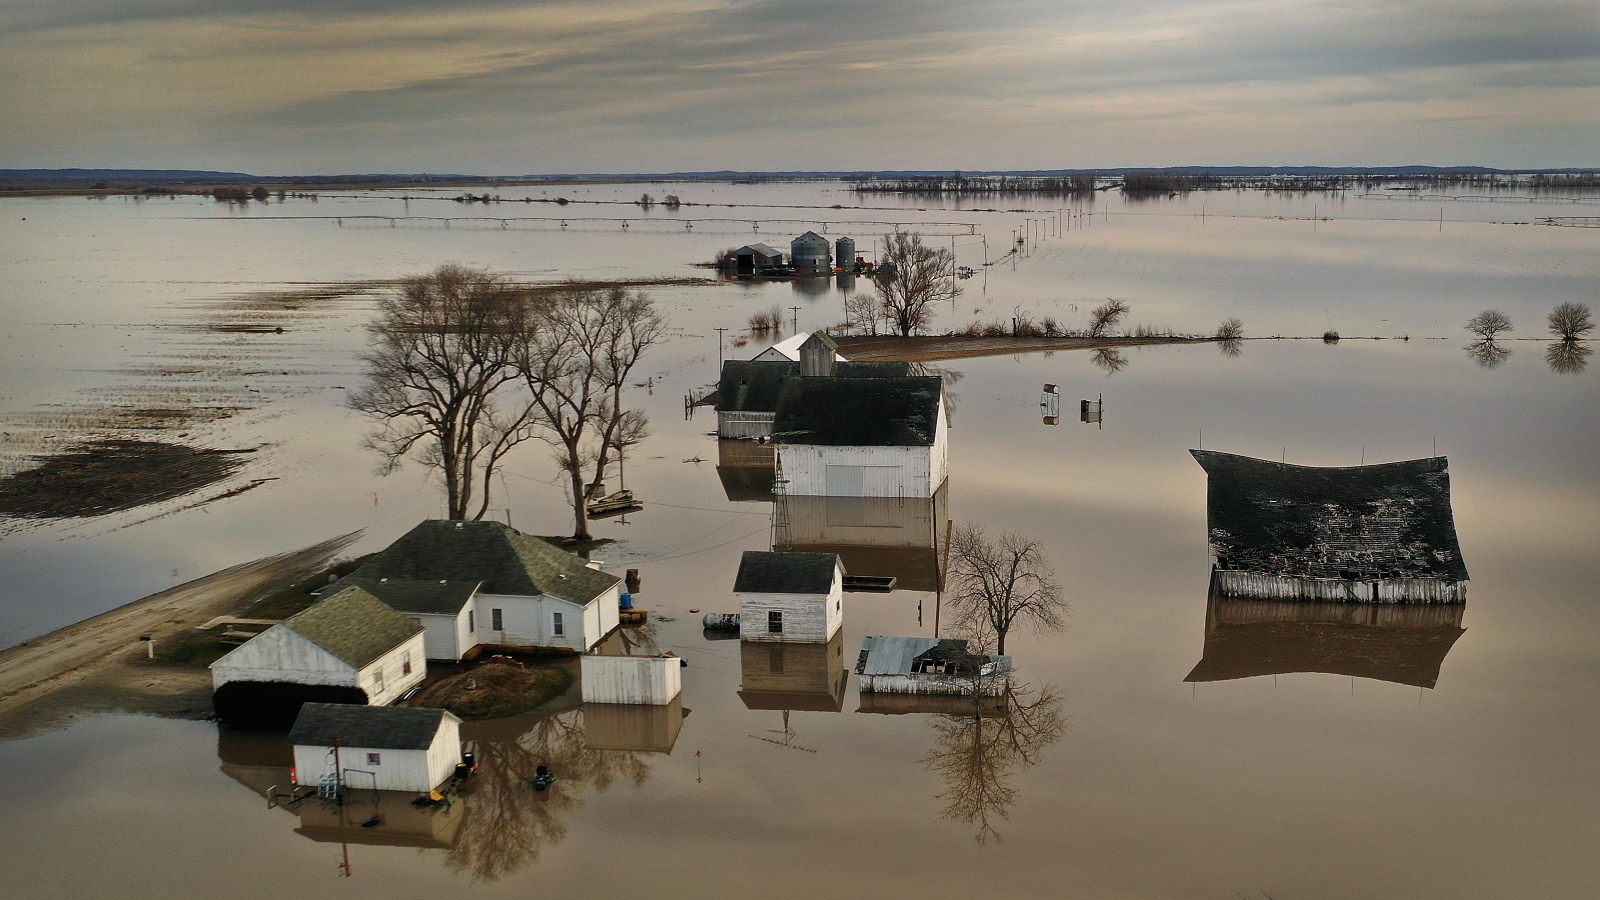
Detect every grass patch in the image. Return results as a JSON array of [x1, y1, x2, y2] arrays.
[[153, 630, 240, 667], [246, 553, 374, 619], [412, 660, 572, 719]]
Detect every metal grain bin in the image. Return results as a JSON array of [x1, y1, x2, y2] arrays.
[[835, 237, 856, 271], [790, 231, 831, 273]]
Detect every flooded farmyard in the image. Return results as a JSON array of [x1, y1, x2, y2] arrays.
[[1, 180, 1597, 899]]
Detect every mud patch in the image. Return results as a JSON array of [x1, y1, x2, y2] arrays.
[[0, 440, 250, 518]]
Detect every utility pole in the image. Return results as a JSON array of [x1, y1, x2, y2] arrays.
[[714, 327, 727, 370], [790, 306, 801, 335]]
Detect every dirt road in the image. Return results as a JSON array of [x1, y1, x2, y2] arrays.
[[0, 532, 359, 734]]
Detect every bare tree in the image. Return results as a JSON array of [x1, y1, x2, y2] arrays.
[[520, 288, 666, 540], [874, 231, 958, 336], [844, 292, 880, 335], [349, 265, 537, 520], [1215, 317, 1245, 341], [947, 523, 1067, 655], [921, 681, 1064, 845], [1548, 302, 1594, 341], [1467, 341, 1512, 369], [1087, 298, 1130, 337], [1466, 310, 1513, 341]]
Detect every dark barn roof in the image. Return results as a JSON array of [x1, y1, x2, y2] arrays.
[[288, 703, 453, 750], [1190, 451, 1468, 582], [352, 520, 619, 605], [285, 587, 424, 668], [834, 361, 913, 378], [773, 376, 943, 446], [1184, 598, 1466, 689], [343, 577, 481, 616], [715, 360, 798, 412], [734, 551, 841, 594]]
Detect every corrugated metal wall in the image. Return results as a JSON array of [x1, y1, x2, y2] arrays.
[[580, 654, 682, 704]]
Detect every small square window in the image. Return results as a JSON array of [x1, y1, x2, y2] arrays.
[[767, 610, 783, 634], [367, 753, 381, 766], [552, 612, 564, 636]]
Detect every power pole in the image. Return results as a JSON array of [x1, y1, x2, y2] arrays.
[[790, 306, 801, 335], [714, 327, 727, 370]]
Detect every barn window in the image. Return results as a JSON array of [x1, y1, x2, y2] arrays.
[[552, 612, 565, 636], [402, 651, 412, 675], [367, 753, 381, 766], [372, 668, 385, 693], [492, 608, 503, 631], [768, 610, 783, 634]]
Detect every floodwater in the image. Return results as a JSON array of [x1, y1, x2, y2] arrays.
[[1, 182, 1598, 898]]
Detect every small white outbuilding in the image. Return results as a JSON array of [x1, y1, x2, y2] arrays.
[[288, 703, 463, 794], [579, 653, 683, 705], [734, 551, 844, 643]]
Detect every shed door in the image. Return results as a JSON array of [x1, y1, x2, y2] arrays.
[[861, 465, 904, 497], [826, 465, 863, 495]]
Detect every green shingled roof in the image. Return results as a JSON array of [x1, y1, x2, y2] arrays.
[[773, 376, 944, 446], [352, 520, 619, 605], [285, 586, 424, 668], [343, 577, 481, 616], [734, 551, 841, 594]]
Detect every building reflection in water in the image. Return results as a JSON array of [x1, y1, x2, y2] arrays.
[[217, 700, 665, 882], [716, 438, 777, 502], [737, 631, 848, 713], [773, 482, 950, 594], [1185, 596, 1467, 689]]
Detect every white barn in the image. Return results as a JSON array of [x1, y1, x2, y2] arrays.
[[734, 551, 844, 643], [341, 520, 623, 658], [289, 703, 463, 793], [773, 373, 948, 499], [210, 586, 426, 707]]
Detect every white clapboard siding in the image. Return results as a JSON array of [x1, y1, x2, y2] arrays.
[[737, 584, 843, 643], [211, 625, 357, 691], [718, 411, 776, 440], [580, 654, 682, 704], [356, 633, 428, 706], [415, 613, 464, 660]]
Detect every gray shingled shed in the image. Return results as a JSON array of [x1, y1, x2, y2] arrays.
[[289, 703, 463, 793]]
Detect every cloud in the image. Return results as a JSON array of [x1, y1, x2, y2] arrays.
[[0, 0, 1595, 170]]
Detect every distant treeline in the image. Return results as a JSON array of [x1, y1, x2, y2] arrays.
[[1120, 169, 1600, 195], [852, 173, 1100, 196]]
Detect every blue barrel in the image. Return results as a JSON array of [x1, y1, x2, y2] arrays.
[[619, 592, 633, 610]]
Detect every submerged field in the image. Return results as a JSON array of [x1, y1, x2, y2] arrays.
[[0, 181, 1596, 898]]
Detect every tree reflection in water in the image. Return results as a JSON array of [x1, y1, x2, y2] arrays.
[[1546, 340, 1591, 374], [447, 709, 651, 882], [1217, 338, 1243, 358], [920, 681, 1065, 845], [1465, 339, 1511, 369], [1090, 347, 1129, 375]]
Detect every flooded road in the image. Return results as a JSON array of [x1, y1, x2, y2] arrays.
[[1, 183, 1597, 898]]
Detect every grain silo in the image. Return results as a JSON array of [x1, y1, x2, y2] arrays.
[[790, 231, 832, 273], [834, 237, 856, 272]]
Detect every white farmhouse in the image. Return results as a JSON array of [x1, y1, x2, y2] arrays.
[[288, 703, 463, 793], [734, 551, 844, 643], [772, 369, 948, 499], [210, 586, 427, 711], [342, 520, 623, 658]]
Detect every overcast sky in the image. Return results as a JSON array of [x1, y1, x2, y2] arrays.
[[2, 0, 1596, 173]]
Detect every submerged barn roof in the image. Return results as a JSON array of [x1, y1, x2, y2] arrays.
[[1190, 451, 1468, 582], [734, 551, 841, 594], [284, 587, 424, 668], [773, 376, 943, 446], [716, 360, 798, 412], [288, 703, 454, 751], [342, 577, 481, 616], [855, 636, 1010, 677], [1184, 598, 1467, 689], [352, 520, 620, 606]]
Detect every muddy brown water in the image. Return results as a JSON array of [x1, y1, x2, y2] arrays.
[[0, 182, 1597, 898]]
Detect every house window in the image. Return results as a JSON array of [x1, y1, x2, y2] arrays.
[[372, 668, 385, 693], [492, 608, 503, 631], [769, 647, 784, 674], [367, 753, 382, 766], [468, 610, 475, 632], [768, 610, 783, 634], [402, 651, 412, 676], [552, 612, 564, 636]]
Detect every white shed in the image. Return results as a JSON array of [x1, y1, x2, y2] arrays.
[[341, 520, 623, 657], [210, 586, 427, 708], [734, 551, 844, 643], [289, 703, 462, 793], [773, 375, 948, 498], [752, 333, 846, 364], [579, 653, 683, 704]]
